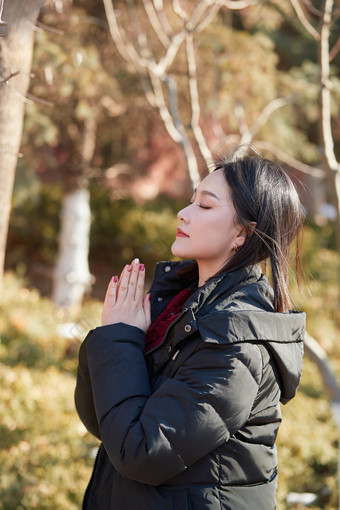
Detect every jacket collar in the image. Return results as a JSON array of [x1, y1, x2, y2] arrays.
[[184, 264, 264, 314], [152, 261, 266, 312]]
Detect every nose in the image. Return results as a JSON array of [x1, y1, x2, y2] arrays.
[[177, 204, 190, 222]]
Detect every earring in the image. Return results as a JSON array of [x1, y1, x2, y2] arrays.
[[233, 244, 239, 253]]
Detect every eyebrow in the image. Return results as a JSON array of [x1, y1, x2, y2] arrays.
[[193, 189, 222, 202]]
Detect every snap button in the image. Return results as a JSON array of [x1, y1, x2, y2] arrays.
[[167, 345, 172, 353], [157, 296, 163, 302], [184, 325, 192, 333], [164, 265, 171, 273]]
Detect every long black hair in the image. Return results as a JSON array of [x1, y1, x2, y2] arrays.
[[179, 149, 304, 312], [214, 152, 303, 313]]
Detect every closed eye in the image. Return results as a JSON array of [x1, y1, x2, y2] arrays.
[[190, 201, 211, 210]]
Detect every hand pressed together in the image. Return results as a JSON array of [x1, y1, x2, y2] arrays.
[[101, 258, 151, 332]]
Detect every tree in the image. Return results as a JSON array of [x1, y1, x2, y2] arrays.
[[317, 0, 340, 244], [0, 0, 45, 298], [103, 0, 267, 187], [23, 1, 130, 311], [102, 0, 329, 185]]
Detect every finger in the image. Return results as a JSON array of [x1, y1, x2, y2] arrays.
[[101, 276, 118, 325], [127, 258, 140, 300], [135, 263, 145, 304], [109, 275, 118, 304], [104, 275, 117, 303], [116, 264, 128, 294], [116, 264, 132, 302]]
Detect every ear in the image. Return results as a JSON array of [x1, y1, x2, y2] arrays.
[[235, 221, 256, 249]]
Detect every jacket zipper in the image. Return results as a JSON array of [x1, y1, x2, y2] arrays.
[[145, 308, 189, 356]]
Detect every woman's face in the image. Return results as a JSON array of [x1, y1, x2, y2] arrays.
[[171, 169, 246, 280]]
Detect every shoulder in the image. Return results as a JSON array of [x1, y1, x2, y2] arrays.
[[189, 340, 264, 387], [197, 307, 305, 345], [194, 265, 305, 345]]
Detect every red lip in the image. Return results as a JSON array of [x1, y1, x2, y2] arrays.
[[176, 227, 189, 238]]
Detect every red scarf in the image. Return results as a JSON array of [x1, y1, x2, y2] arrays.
[[145, 288, 192, 354]]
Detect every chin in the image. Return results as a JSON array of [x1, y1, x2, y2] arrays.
[[171, 240, 187, 258], [171, 241, 179, 257]]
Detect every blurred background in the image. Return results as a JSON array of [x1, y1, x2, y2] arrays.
[[0, 0, 340, 508]]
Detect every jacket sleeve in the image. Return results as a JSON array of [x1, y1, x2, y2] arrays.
[[83, 322, 263, 486], [74, 337, 101, 440]]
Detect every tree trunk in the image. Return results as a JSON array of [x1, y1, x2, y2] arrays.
[[52, 187, 92, 312], [52, 117, 96, 312], [0, 0, 43, 298]]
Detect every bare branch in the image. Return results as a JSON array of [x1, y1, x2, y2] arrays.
[[304, 334, 340, 510], [0, 70, 20, 84], [300, 0, 322, 16], [36, 20, 64, 35], [102, 0, 148, 70], [126, 1, 149, 61], [329, 36, 340, 62], [152, 1, 222, 75], [153, 28, 187, 76], [211, 0, 260, 9], [139, 73, 157, 108], [186, 32, 213, 166], [25, 91, 53, 106], [196, 4, 221, 33], [188, 1, 216, 31], [142, 0, 171, 47], [150, 73, 182, 143], [236, 95, 297, 146], [304, 332, 340, 402], [289, 0, 320, 40], [0, 149, 23, 158], [5, 76, 53, 106], [164, 75, 201, 187], [256, 140, 325, 179], [320, 0, 340, 173], [152, 0, 174, 36], [126, 2, 157, 107], [248, 95, 298, 140], [104, 1, 222, 79], [173, 0, 189, 21]]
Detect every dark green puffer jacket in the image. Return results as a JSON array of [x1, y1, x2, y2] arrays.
[[75, 262, 305, 510]]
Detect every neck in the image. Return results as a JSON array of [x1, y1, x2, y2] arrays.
[[197, 261, 222, 287]]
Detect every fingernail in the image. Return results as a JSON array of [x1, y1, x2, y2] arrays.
[[113, 275, 118, 282], [148, 293, 151, 301], [134, 258, 140, 264], [127, 265, 132, 271], [140, 264, 145, 271]]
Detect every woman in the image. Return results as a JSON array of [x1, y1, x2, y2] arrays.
[[75, 152, 306, 510]]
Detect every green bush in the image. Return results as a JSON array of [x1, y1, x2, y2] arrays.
[[6, 183, 184, 281], [0, 272, 101, 510], [89, 186, 182, 269]]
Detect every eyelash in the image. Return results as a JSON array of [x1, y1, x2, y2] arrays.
[[190, 201, 211, 210]]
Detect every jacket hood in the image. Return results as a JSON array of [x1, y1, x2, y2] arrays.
[[152, 261, 305, 404], [195, 308, 304, 404]]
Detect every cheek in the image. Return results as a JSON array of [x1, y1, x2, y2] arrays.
[[203, 218, 236, 249], [205, 213, 234, 236]]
